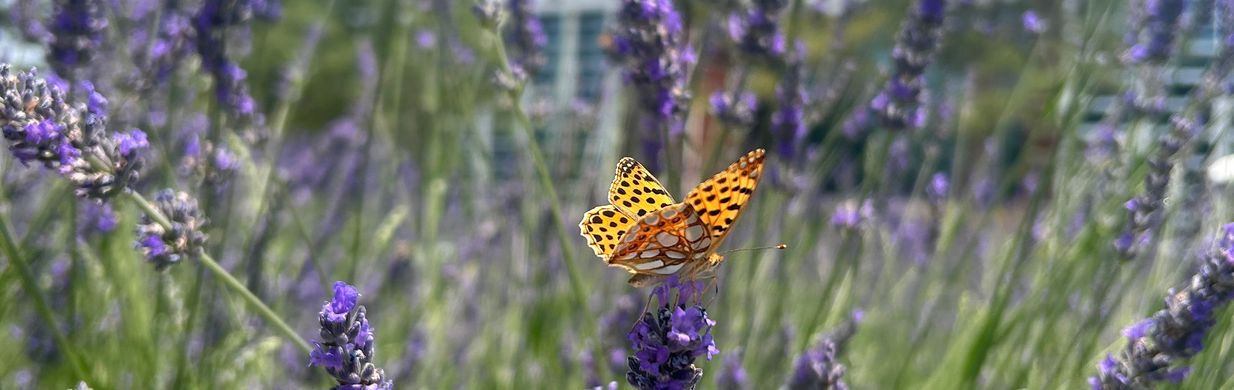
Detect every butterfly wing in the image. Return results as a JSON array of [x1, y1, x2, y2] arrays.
[[579, 205, 636, 259], [608, 203, 714, 277], [609, 157, 676, 218], [684, 149, 765, 250]]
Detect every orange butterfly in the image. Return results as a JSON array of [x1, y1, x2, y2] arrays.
[[579, 149, 766, 287]]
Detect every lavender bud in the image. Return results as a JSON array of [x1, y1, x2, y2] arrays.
[[310, 281, 393, 390], [727, 0, 789, 61], [1123, 0, 1187, 64], [709, 90, 756, 128], [135, 190, 208, 270], [472, 0, 504, 30]]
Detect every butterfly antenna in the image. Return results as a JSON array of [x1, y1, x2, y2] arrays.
[[721, 244, 788, 255]]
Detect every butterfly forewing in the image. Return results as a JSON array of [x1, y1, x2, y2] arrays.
[[607, 203, 714, 276], [579, 205, 636, 259], [684, 149, 765, 249], [609, 158, 676, 218]]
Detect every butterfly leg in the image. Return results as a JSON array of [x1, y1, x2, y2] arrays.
[[628, 289, 658, 334], [701, 271, 722, 307]]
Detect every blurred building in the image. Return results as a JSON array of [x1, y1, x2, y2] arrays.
[[491, 0, 622, 197]]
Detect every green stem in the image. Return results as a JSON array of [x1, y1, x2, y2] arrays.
[[122, 190, 311, 354], [199, 251, 312, 353], [0, 214, 93, 383], [488, 29, 590, 318]]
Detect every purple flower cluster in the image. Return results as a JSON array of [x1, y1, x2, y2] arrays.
[[927, 172, 949, 204], [715, 349, 749, 390], [130, 1, 195, 91], [726, 0, 788, 60], [135, 189, 208, 270], [870, 0, 946, 131], [310, 281, 392, 390], [786, 310, 862, 390], [831, 199, 873, 230], [48, 0, 108, 77], [0, 65, 147, 200], [771, 46, 807, 160], [625, 276, 718, 390], [194, 0, 258, 120], [1092, 223, 1234, 388], [609, 0, 694, 172], [504, 0, 547, 76], [11, 0, 52, 44], [1116, 108, 1206, 259], [1123, 0, 1187, 64]]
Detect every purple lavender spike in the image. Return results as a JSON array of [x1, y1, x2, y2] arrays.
[[608, 0, 693, 172], [1091, 224, 1234, 388], [625, 276, 718, 390], [870, 0, 947, 131], [309, 281, 393, 389]]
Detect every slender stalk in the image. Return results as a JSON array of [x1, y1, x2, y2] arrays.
[[0, 214, 93, 383], [121, 190, 312, 354], [199, 251, 312, 352], [487, 28, 590, 318]]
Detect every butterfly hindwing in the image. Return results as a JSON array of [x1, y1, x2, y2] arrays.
[[685, 149, 765, 248], [608, 203, 713, 276], [609, 158, 676, 218], [579, 205, 636, 259]]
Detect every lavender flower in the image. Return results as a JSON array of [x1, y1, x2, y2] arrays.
[[471, 0, 503, 29], [0, 65, 146, 200], [135, 190, 208, 270], [786, 311, 862, 390], [130, 2, 195, 91], [727, 0, 788, 60], [870, 0, 946, 131], [79, 202, 117, 234], [831, 199, 873, 230], [1123, 0, 1187, 64], [772, 45, 807, 160], [609, 0, 694, 172], [310, 281, 392, 390], [48, 0, 108, 78], [626, 276, 718, 390], [504, 0, 547, 75], [1021, 10, 1045, 34], [715, 349, 749, 390], [709, 90, 756, 128], [927, 172, 949, 203], [194, 0, 258, 120], [1117, 110, 1207, 259], [1091, 224, 1234, 388], [12, 0, 52, 44]]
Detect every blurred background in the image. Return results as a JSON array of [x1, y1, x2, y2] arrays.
[[0, 0, 1233, 388]]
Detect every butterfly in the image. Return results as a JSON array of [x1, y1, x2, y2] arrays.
[[579, 149, 766, 287]]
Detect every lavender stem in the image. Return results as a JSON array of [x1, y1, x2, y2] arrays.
[[0, 214, 93, 383]]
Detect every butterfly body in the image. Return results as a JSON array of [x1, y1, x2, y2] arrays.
[[579, 149, 765, 286]]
